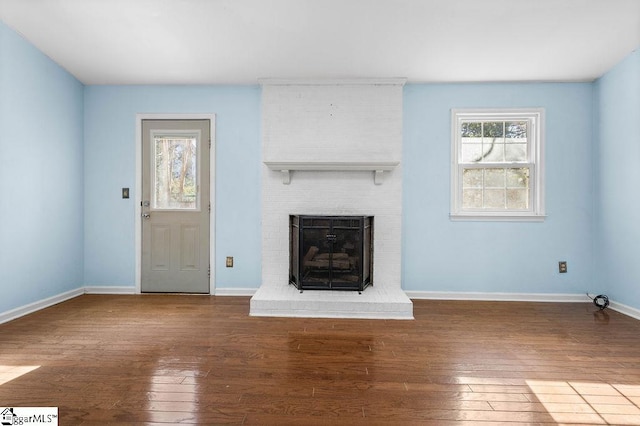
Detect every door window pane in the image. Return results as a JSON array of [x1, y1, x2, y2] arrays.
[[153, 135, 199, 210]]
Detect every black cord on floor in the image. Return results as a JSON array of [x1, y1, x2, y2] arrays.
[[586, 293, 609, 310]]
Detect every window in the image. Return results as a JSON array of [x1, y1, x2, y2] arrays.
[[451, 109, 545, 221], [151, 131, 201, 211]]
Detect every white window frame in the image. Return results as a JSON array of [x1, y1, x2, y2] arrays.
[[450, 108, 545, 221]]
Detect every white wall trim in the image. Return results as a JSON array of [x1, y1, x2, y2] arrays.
[[135, 113, 216, 295], [406, 291, 592, 303], [609, 301, 640, 321], [84, 286, 136, 295], [0, 287, 84, 325], [214, 288, 257, 296]]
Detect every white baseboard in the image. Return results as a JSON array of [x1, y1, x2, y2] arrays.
[[84, 286, 257, 296], [213, 288, 257, 296], [0, 287, 85, 325], [2, 288, 636, 325], [405, 291, 591, 303], [609, 300, 640, 321], [82, 286, 257, 296], [84, 286, 136, 294]]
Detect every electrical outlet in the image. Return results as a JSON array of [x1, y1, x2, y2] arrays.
[[226, 256, 233, 268], [558, 261, 567, 273]]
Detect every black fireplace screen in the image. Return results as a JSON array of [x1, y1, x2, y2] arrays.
[[290, 215, 373, 292]]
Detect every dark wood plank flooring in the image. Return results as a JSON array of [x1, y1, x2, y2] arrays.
[[0, 295, 639, 425]]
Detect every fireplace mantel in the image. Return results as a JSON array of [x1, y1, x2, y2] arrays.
[[264, 161, 399, 185]]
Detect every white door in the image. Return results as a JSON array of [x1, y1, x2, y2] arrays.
[[141, 119, 210, 293]]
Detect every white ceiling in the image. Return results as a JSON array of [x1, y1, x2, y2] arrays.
[[1, 0, 639, 85]]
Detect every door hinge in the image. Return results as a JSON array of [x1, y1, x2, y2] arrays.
[[209, 138, 211, 148], [208, 202, 211, 213], [208, 265, 211, 278]]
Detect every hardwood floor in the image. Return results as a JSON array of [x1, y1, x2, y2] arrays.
[[0, 295, 639, 425]]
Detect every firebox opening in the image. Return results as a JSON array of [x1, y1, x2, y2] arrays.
[[289, 215, 373, 293]]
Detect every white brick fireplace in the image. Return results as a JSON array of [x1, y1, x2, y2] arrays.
[[250, 79, 413, 319]]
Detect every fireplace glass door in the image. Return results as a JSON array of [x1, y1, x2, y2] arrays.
[[290, 216, 372, 292]]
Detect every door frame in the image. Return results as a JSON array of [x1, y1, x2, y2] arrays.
[[135, 113, 216, 294]]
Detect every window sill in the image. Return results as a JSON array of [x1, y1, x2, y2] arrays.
[[450, 213, 546, 222]]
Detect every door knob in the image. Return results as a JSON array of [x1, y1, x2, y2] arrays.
[[142, 213, 150, 219]]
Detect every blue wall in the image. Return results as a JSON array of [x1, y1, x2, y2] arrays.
[[402, 83, 595, 295], [84, 82, 597, 297], [83, 86, 261, 289], [0, 21, 84, 312], [594, 49, 640, 310]]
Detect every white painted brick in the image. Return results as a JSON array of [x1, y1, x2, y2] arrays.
[[263, 84, 402, 164], [255, 81, 412, 319]]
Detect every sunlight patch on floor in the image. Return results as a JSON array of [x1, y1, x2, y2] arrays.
[[144, 358, 201, 424], [527, 380, 640, 425], [0, 365, 39, 386]]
